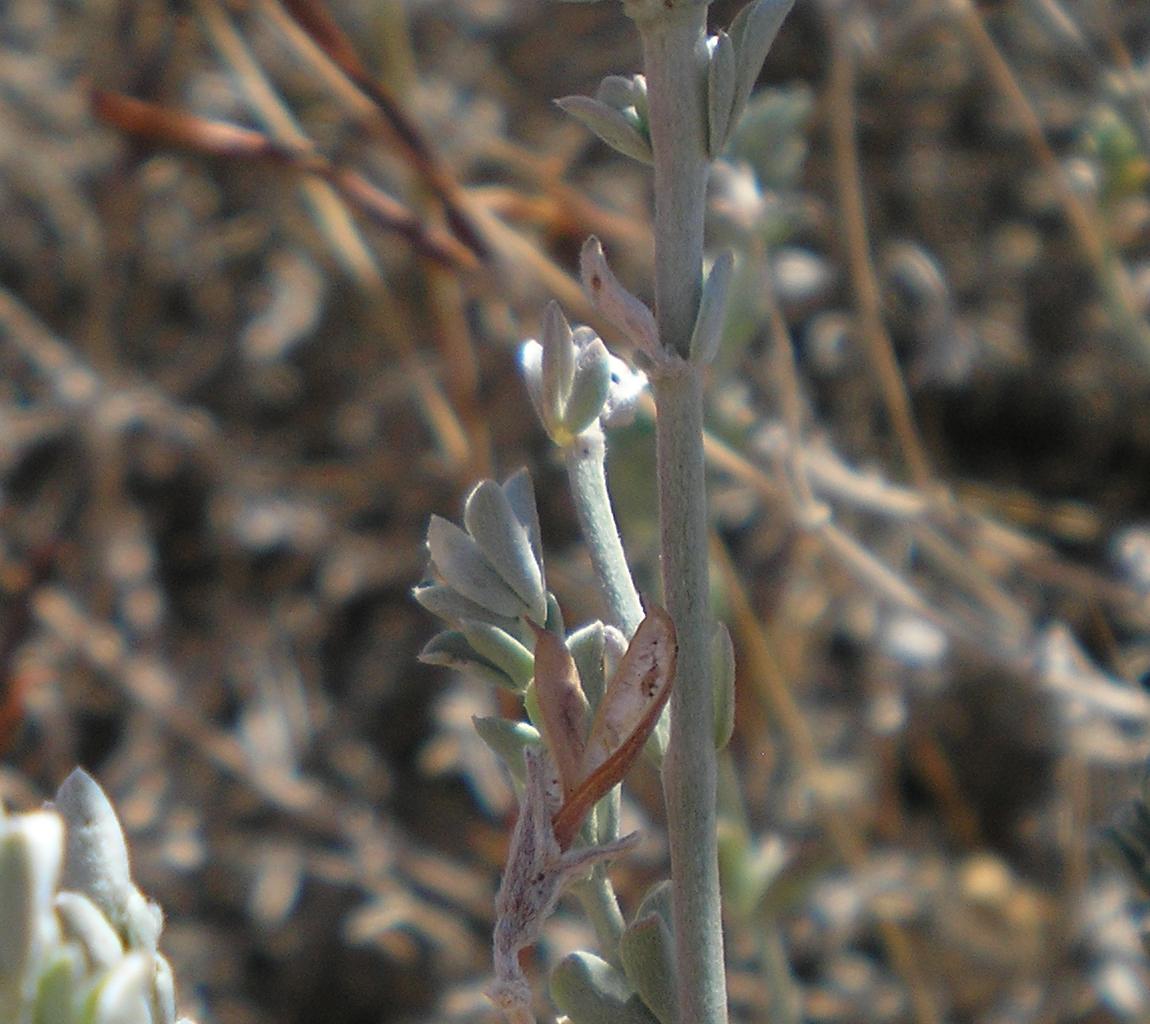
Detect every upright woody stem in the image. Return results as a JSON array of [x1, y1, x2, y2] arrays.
[[628, 2, 727, 1021], [654, 364, 724, 1024], [637, 3, 711, 361]]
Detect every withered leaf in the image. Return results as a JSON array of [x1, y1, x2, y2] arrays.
[[552, 603, 676, 849], [529, 623, 589, 802]]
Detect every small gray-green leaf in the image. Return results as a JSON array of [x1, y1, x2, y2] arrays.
[[32, 947, 81, 1024], [419, 631, 521, 691], [459, 620, 535, 691], [707, 31, 736, 157], [0, 814, 62, 981], [712, 621, 737, 749], [596, 75, 640, 111], [549, 952, 660, 1024], [412, 582, 521, 635], [635, 879, 674, 931], [620, 914, 677, 1024], [464, 480, 546, 622], [55, 771, 133, 933], [563, 337, 613, 436], [502, 469, 544, 574], [541, 301, 576, 435], [55, 892, 123, 970], [88, 952, 151, 1024], [520, 339, 547, 430], [596, 75, 649, 139], [567, 621, 607, 709], [545, 592, 565, 636], [630, 75, 649, 127], [426, 516, 526, 618], [556, 95, 654, 165], [728, 0, 796, 132], [690, 251, 735, 366], [472, 716, 541, 789], [120, 889, 161, 953]]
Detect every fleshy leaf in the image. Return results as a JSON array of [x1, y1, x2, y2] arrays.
[[412, 582, 522, 635], [549, 952, 660, 1024], [690, 251, 735, 366], [630, 75, 649, 127], [420, 631, 522, 691], [727, 0, 796, 134], [595, 75, 650, 145], [563, 336, 613, 437], [0, 813, 62, 984], [88, 952, 151, 1024], [712, 621, 737, 750], [55, 771, 136, 938], [54, 892, 123, 971], [519, 339, 547, 429], [635, 878, 674, 929], [545, 592, 565, 636], [707, 31, 736, 157], [459, 621, 536, 691], [556, 95, 654, 165], [502, 470, 544, 575], [31, 947, 82, 1024], [541, 301, 576, 435], [567, 622, 607, 710], [620, 913, 677, 1024], [464, 480, 547, 622], [472, 717, 542, 789], [426, 515, 526, 618], [596, 75, 641, 113]]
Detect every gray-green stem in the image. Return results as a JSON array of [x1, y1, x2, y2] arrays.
[[573, 867, 627, 968], [630, 6, 725, 1020], [564, 426, 639, 963], [564, 428, 644, 636], [653, 363, 725, 1024], [633, 1, 711, 360]]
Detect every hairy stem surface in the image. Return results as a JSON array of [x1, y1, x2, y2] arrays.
[[565, 429, 644, 636], [633, 3, 727, 1020]]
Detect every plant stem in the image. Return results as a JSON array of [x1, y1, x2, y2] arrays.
[[628, 6, 726, 1019], [633, 2, 711, 360], [564, 428, 644, 636], [564, 427, 638, 963], [653, 364, 726, 1024], [574, 868, 627, 967]]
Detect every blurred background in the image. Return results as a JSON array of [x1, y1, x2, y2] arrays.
[[4, 0, 1150, 1021]]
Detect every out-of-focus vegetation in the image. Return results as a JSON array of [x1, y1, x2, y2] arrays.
[[3, 0, 1150, 1021]]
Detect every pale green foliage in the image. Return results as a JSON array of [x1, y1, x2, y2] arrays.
[[0, 770, 193, 1024]]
